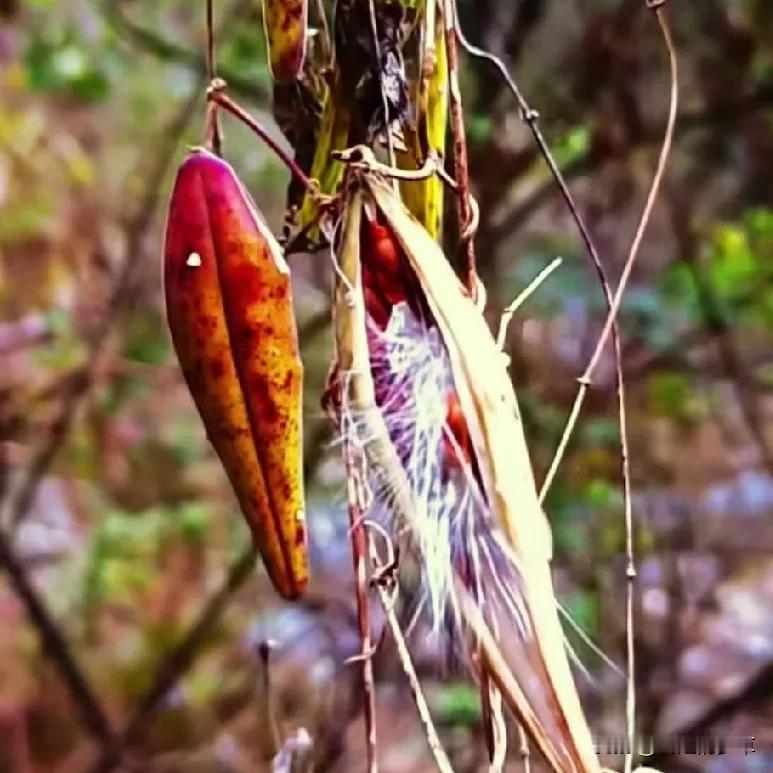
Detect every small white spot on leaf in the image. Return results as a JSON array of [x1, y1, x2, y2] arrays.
[[186, 252, 202, 267]]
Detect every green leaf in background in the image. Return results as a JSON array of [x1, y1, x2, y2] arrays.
[[431, 682, 481, 726], [544, 482, 592, 556], [169, 416, 207, 466], [124, 313, 170, 366], [562, 590, 599, 638], [465, 113, 492, 146], [82, 504, 212, 610], [579, 417, 620, 449], [646, 372, 706, 423], [704, 208, 773, 328], [553, 126, 590, 167], [660, 261, 702, 328], [219, 19, 270, 85], [25, 29, 111, 102], [177, 502, 210, 546], [708, 223, 756, 300], [584, 478, 623, 512]]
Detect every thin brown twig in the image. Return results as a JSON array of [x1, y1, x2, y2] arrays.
[[538, 12, 678, 497], [367, 0, 396, 175], [205, 0, 215, 82], [526, 5, 676, 772], [516, 723, 532, 773], [450, 5, 629, 766], [451, 0, 606, 298], [100, 0, 266, 102], [343, 437, 378, 773], [5, 80, 203, 531], [258, 639, 281, 760], [204, 0, 223, 154], [484, 81, 773, 253], [449, 29, 642, 742], [446, 0, 631, 525], [442, 0, 478, 298]]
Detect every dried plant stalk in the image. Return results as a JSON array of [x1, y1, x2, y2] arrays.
[[334, 189, 380, 772]]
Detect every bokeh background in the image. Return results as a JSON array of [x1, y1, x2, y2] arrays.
[[0, 1, 772, 771]]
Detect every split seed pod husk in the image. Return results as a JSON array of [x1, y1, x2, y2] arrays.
[[164, 147, 307, 600], [333, 150, 601, 773]]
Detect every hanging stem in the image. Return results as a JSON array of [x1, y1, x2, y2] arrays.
[[207, 84, 322, 199], [204, 0, 223, 154], [541, 6, 678, 521], [341, 414, 378, 773], [344, 437, 379, 773], [517, 723, 532, 773], [496, 257, 563, 349]]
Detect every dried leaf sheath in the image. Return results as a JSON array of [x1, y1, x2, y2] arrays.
[[332, 165, 600, 773], [333, 184, 414, 521], [164, 148, 307, 600], [398, 2, 448, 239]]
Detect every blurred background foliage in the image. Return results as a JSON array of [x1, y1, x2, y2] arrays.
[[0, 0, 772, 771]]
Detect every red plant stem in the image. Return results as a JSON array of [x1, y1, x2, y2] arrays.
[[207, 86, 315, 194], [344, 439, 378, 773], [442, 1, 477, 297]]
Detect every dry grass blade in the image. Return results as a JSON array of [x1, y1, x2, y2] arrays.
[[517, 723, 532, 773], [496, 257, 563, 349], [451, 578, 571, 772]]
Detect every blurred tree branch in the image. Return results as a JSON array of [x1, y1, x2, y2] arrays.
[[100, 0, 268, 102], [666, 184, 773, 475], [647, 660, 773, 770], [480, 81, 773, 259], [90, 546, 256, 773], [0, 76, 204, 755], [0, 530, 115, 744], [5, 81, 202, 530]]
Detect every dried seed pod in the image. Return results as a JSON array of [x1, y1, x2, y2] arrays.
[[262, 0, 308, 84], [368, 173, 598, 772], [330, 152, 602, 771], [164, 148, 307, 599]]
